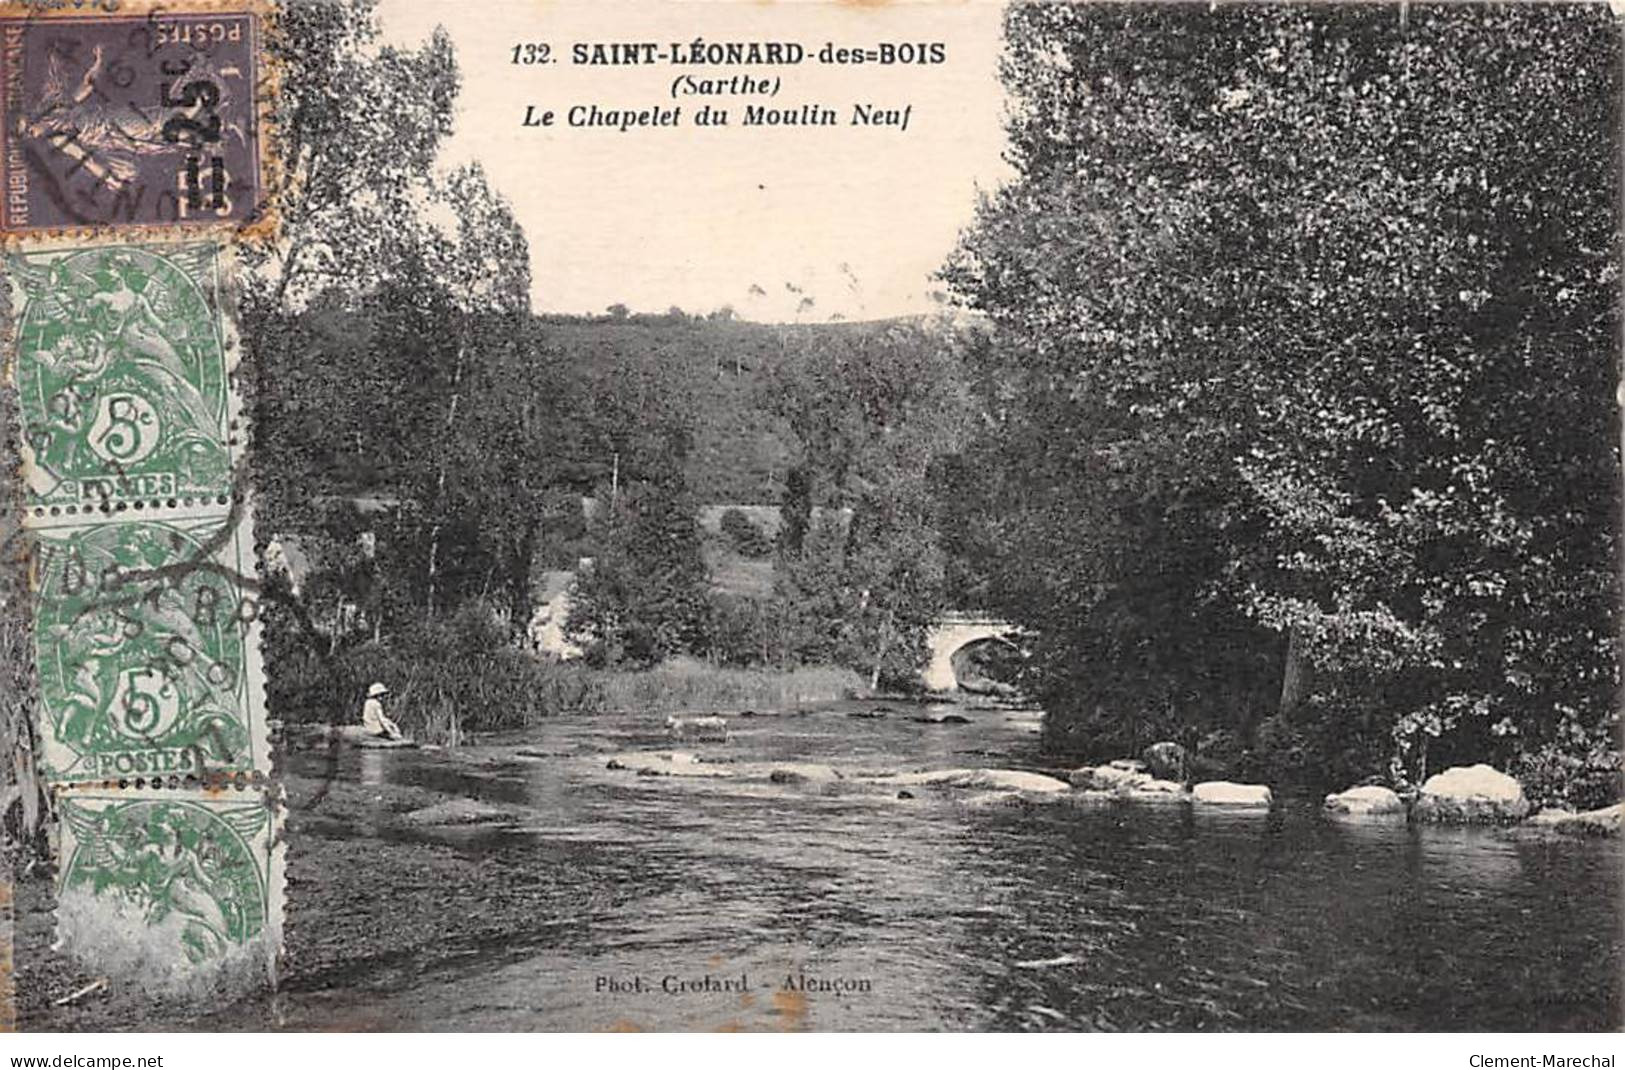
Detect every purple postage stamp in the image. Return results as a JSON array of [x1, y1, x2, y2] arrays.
[[0, 9, 262, 233]]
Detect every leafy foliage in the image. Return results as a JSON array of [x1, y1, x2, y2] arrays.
[[720, 508, 773, 558], [756, 321, 970, 686], [567, 479, 711, 667], [249, 0, 585, 720], [945, 3, 1622, 798], [247, 0, 461, 311], [266, 600, 599, 745]]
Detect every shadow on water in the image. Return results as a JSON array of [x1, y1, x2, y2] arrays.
[[238, 701, 1623, 1031]]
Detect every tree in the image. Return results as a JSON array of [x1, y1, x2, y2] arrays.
[[245, 0, 460, 314], [772, 511, 853, 668], [411, 164, 533, 617], [248, 1, 549, 637], [778, 466, 812, 555], [945, 4, 1620, 797], [567, 476, 710, 667], [763, 321, 968, 682]]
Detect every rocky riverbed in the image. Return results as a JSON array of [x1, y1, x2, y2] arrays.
[[14, 700, 1622, 1031]]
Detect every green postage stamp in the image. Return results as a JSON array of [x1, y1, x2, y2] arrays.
[[55, 786, 281, 991], [29, 512, 267, 783], [8, 242, 238, 514]]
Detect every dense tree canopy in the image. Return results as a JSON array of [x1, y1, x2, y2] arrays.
[[944, 3, 1621, 802], [762, 322, 970, 685], [247, 0, 460, 312]]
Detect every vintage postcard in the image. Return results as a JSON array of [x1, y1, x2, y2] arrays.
[[0, 0, 1621, 1044]]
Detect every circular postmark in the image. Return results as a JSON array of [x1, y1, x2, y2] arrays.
[[32, 513, 254, 780]]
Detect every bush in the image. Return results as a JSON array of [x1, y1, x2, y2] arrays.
[[266, 599, 602, 744], [709, 594, 775, 668], [1515, 729, 1623, 811]]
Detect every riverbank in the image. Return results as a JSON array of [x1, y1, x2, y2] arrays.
[[280, 648, 875, 746]]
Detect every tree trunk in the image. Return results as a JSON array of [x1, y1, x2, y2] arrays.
[[1278, 625, 1310, 716], [869, 609, 895, 693], [508, 523, 539, 638], [424, 343, 467, 617]]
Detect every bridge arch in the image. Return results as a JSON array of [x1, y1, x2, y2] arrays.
[[923, 613, 1024, 693]]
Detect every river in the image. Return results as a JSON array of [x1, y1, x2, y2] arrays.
[[19, 699, 1622, 1031]]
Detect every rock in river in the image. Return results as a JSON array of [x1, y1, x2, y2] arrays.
[[1527, 803, 1623, 837], [1122, 778, 1188, 802], [1068, 764, 1152, 792], [1324, 784, 1406, 818], [768, 763, 844, 784], [886, 768, 1070, 793], [601, 751, 733, 778], [400, 798, 517, 827], [1192, 781, 1273, 808], [1413, 764, 1530, 823]]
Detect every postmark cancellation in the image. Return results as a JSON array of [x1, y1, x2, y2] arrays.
[[8, 240, 240, 516], [0, 7, 265, 235], [28, 509, 267, 785]]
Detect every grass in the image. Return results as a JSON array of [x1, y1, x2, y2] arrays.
[[590, 657, 867, 713]]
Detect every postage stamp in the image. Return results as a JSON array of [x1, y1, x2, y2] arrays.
[[8, 241, 238, 515], [29, 510, 266, 784], [0, 8, 264, 234], [55, 785, 281, 990]]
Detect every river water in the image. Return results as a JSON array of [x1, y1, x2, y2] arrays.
[[258, 700, 1619, 1032]]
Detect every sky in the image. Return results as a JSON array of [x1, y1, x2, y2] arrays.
[[377, 0, 1012, 322]]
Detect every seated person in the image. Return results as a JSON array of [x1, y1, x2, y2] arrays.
[[360, 682, 404, 740]]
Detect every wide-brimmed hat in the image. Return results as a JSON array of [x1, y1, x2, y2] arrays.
[[367, 682, 389, 697]]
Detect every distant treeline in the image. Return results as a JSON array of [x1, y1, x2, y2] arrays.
[[251, 288, 975, 731]]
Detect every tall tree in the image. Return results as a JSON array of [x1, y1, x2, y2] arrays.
[[763, 321, 968, 681], [567, 470, 710, 667], [245, 0, 459, 313], [946, 4, 1620, 797]]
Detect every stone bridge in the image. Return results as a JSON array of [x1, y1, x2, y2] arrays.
[[923, 613, 1024, 692]]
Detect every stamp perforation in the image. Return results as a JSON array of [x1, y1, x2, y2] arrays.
[[0, 0, 283, 1008], [0, 0, 280, 244], [6, 239, 248, 518], [26, 507, 270, 784], [51, 780, 283, 994]]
